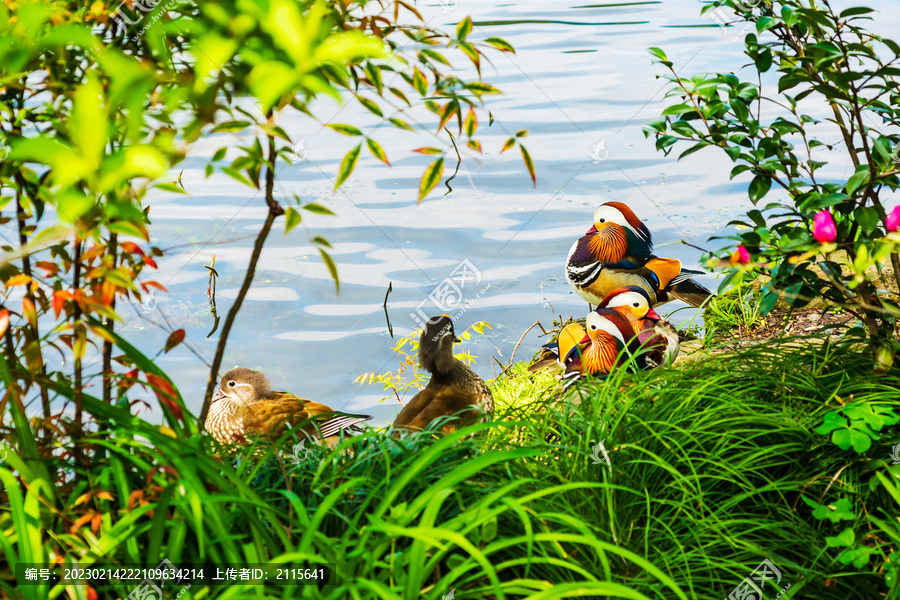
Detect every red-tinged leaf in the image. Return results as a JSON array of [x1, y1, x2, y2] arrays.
[[459, 42, 481, 74], [484, 37, 515, 53], [0, 309, 8, 337], [413, 147, 444, 155], [141, 281, 168, 293], [144, 255, 158, 269], [438, 100, 458, 132], [357, 96, 383, 117], [95, 491, 114, 501], [75, 491, 92, 506], [520, 145, 536, 186], [501, 137, 516, 153], [334, 144, 362, 190], [91, 513, 102, 534], [164, 329, 185, 353], [127, 490, 144, 511], [418, 157, 444, 203], [389, 117, 415, 131], [145, 373, 176, 400], [70, 512, 93, 534], [366, 138, 390, 165], [327, 124, 364, 136], [33, 261, 60, 276], [467, 139, 483, 153], [51, 293, 65, 318], [119, 241, 144, 256], [464, 108, 477, 138], [389, 87, 411, 106], [86, 587, 98, 600], [146, 372, 180, 421], [5, 274, 32, 288], [21, 297, 36, 327]]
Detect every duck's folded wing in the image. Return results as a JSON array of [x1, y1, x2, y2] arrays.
[[392, 387, 436, 432]]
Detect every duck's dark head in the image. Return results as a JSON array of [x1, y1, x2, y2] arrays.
[[212, 367, 272, 407], [418, 315, 460, 375]]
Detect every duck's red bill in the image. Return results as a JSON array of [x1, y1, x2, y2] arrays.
[[585, 225, 598, 235]]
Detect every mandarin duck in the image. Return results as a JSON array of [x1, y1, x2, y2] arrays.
[[560, 308, 636, 389], [598, 285, 680, 368], [566, 201, 712, 307], [529, 286, 679, 372], [205, 368, 372, 445], [392, 316, 494, 435]]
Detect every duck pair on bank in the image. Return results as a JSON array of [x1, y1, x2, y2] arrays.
[[204, 202, 711, 446]]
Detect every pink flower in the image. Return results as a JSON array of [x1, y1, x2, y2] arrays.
[[886, 206, 900, 232], [813, 210, 837, 243], [731, 245, 751, 265]]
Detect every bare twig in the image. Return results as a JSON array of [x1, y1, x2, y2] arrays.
[[201, 125, 284, 425]]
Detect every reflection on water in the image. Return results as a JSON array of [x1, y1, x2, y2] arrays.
[[112, 0, 898, 425]]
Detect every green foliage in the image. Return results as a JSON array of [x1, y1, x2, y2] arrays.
[[4, 336, 898, 597], [647, 0, 900, 364], [354, 321, 492, 404], [815, 400, 899, 453], [701, 281, 763, 342]]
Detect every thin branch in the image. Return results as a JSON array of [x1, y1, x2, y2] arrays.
[[200, 125, 284, 425]]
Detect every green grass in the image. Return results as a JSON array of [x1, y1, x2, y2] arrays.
[[1, 337, 899, 599], [700, 282, 764, 342]]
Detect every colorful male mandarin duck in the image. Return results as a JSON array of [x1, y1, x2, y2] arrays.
[[205, 368, 372, 446], [392, 316, 494, 435], [529, 286, 680, 372], [566, 202, 712, 307], [560, 308, 637, 388], [599, 285, 680, 368]]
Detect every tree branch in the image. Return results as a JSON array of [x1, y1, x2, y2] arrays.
[[200, 127, 283, 425]]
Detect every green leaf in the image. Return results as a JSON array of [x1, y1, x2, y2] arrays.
[[413, 147, 444, 155], [647, 47, 668, 61], [521, 145, 536, 187], [465, 82, 501, 95], [319, 248, 340, 293], [814, 411, 847, 435], [748, 174, 771, 203], [825, 527, 855, 548], [501, 137, 516, 152], [303, 202, 335, 216], [464, 108, 477, 137], [833, 427, 874, 453], [846, 167, 870, 196], [334, 144, 362, 190], [357, 96, 383, 117], [70, 77, 108, 162], [284, 207, 302, 234], [839, 547, 874, 569], [853, 206, 879, 234], [212, 147, 228, 162], [211, 121, 252, 133], [418, 157, 444, 202], [389, 118, 415, 131], [484, 37, 515, 53], [327, 124, 364, 136], [413, 68, 428, 96], [366, 138, 390, 165], [801, 496, 856, 523], [457, 16, 473, 39]]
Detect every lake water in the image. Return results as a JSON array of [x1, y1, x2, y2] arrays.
[[113, 0, 893, 425]]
